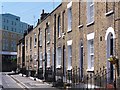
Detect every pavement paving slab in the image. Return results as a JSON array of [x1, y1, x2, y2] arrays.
[[10, 74, 60, 89]]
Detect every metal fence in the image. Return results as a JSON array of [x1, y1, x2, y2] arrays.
[[63, 66, 116, 89]]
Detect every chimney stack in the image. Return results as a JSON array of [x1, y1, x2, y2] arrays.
[[40, 9, 49, 22]]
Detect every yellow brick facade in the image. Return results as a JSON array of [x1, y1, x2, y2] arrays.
[[17, 1, 120, 86]]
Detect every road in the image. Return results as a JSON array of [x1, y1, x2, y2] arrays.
[[1, 72, 25, 89]]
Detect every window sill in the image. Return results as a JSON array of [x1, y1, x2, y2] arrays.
[[47, 41, 50, 44], [34, 45, 36, 48], [39, 66, 43, 69], [67, 66, 72, 71], [86, 21, 94, 27], [56, 65, 62, 69], [67, 29, 72, 33], [86, 68, 94, 72], [39, 45, 42, 47], [67, 1, 72, 8], [47, 66, 51, 68], [58, 36, 61, 39], [78, 24, 83, 28], [105, 10, 114, 16]]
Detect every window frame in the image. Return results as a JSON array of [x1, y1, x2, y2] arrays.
[[87, 0, 94, 25], [39, 31, 42, 47], [67, 5, 72, 32], [58, 15, 61, 38], [47, 26, 50, 44], [47, 49, 50, 68], [39, 52, 43, 68], [87, 39, 94, 71], [34, 33, 37, 47], [56, 47, 62, 68]]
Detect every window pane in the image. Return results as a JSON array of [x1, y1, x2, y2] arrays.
[[68, 7, 72, 31], [91, 55, 94, 68], [68, 46, 72, 68]]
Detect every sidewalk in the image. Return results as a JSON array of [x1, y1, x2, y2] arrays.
[[10, 74, 60, 90]]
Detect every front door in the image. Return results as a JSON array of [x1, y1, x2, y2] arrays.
[[107, 33, 114, 83], [80, 43, 84, 81], [63, 45, 66, 82]]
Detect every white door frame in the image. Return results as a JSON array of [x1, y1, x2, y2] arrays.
[[105, 27, 116, 83]]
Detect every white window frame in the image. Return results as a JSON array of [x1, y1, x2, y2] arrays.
[[34, 33, 37, 47], [47, 49, 50, 68], [87, 32, 95, 71], [56, 47, 62, 69], [39, 52, 42, 68], [47, 26, 50, 44], [30, 37, 32, 50], [39, 31, 42, 46], [67, 2, 72, 32], [67, 40, 72, 70], [67, 45, 72, 70], [58, 15, 61, 38], [87, 0, 94, 25]]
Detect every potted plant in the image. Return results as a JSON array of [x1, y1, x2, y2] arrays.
[[108, 55, 118, 64]]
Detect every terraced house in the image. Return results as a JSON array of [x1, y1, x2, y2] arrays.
[[17, 0, 120, 88]]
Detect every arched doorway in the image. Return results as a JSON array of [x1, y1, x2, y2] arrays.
[[105, 27, 116, 83]]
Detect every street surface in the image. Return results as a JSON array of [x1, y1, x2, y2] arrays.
[[0, 72, 60, 90], [1, 72, 24, 89]]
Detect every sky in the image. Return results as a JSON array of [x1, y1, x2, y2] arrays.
[[0, 1, 61, 26]]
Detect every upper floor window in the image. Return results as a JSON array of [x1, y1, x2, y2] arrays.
[[3, 26, 5, 29], [30, 37, 32, 50], [2, 39, 8, 51], [68, 7, 72, 32], [26, 38, 28, 51], [7, 26, 8, 30], [7, 20, 8, 23], [15, 22, 16, 25], [12, 21, 14, 25], [11, 40, 16, 51], [47, 25, 50, 44], [62, 11, 65, 33], [3, 18, 5, 22], [39, 31, 42, 47], [105, 1, 114, 15], [58, 15, 61, 37], [87, 0, 94, 24], [11, 28, 13, 31], [34, 33, 37, 47]]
